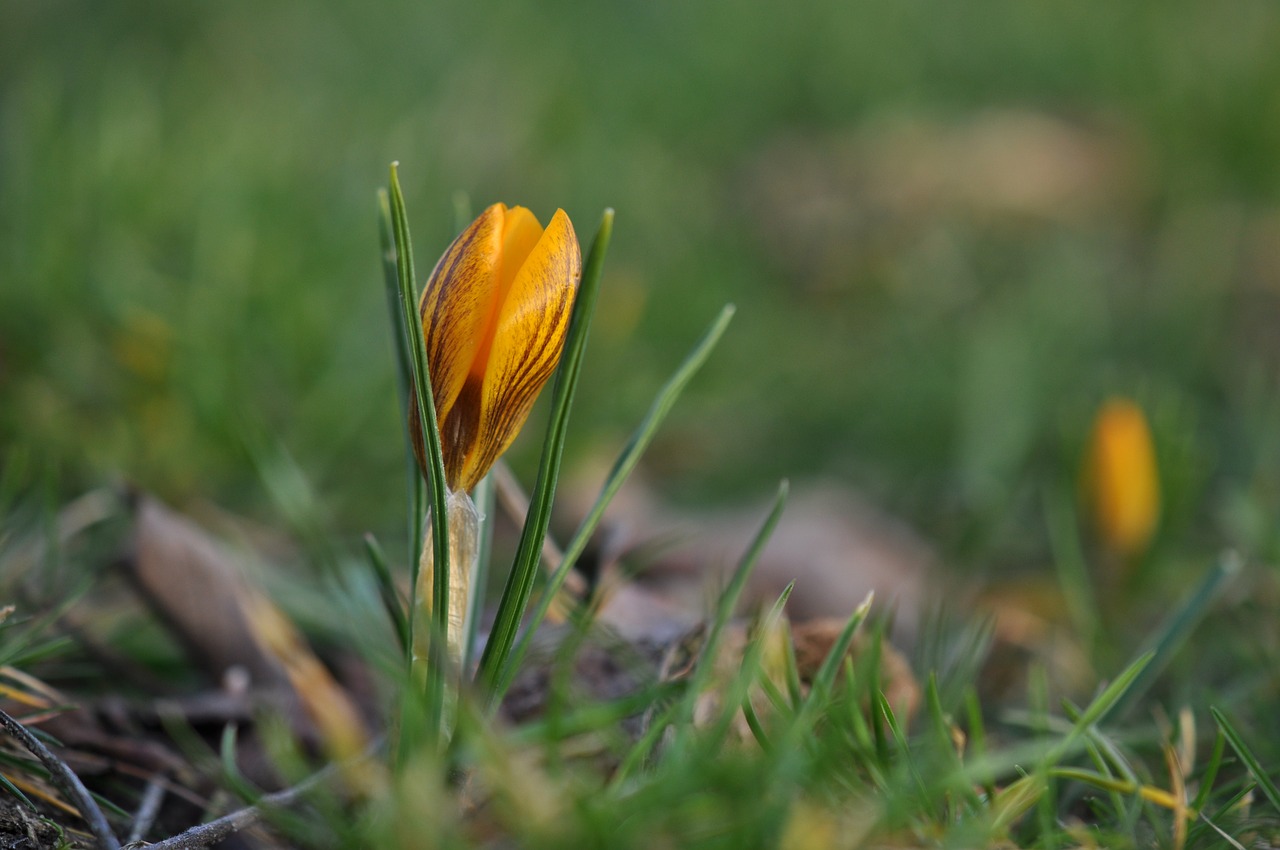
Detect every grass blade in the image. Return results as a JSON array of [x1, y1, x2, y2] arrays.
[[1191, 725, 1226, 813], [510, 681, 684, 747], [926, 674, 984, 813], [1052, 764, 1189, 824], [498, 303, 737, 695], [965, 688, 996, 801], [676, 481, 789, 736], [1100, 552, 1240, 725], [766, 594, 875, 786], [1048, 651, 1153, 764], [377, 189, 427, 572], [1210, 706, 1280, 814], [362, 533, 409, 655], [385, 164, 451, 742], [0, 771, 36, 812], [702, 581, 795, 752], [476, 209, 614, 706], [807, 593, 874, 705], [879, 692, 931, 808]]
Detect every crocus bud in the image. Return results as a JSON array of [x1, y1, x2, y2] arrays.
[[409, 203, 581, 493], [1083, 397, 1160, 559]]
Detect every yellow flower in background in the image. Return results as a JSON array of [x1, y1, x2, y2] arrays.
[[1084, 397, 1160, 559], [409, 203, 581, 494]]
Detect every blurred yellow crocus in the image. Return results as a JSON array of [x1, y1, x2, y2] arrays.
[[1083, 397, 1160, 559], [409, 203, 581, 494]]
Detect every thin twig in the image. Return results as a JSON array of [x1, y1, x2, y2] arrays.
[[125, 777, 166, 845], [143, 762, 336, 850], [0, 707, 120, 850]]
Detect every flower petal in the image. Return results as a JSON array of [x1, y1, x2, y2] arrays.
[[454, 208, 581, 491], [468, 206, 544, 385], [410, 205, 505, 486], [420, 204, 504, 426], [497, 206, 543, 300]]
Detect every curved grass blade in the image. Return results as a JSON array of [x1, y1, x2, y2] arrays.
[[1197, 814, 1248, 850], [218, 724, 262, 805], [965, 688, 997, 802], [497, 303, 737, 696], [1048, 650, 1153, 764], [673, 481, 789, 745], [1051, 768, 1185, 811], [1210, 706, 1280, 814], [879, 692, 931, 808], [1099, 552, 1240, 725], [765, 592, 875, 786], [925, 674, 984, 813], [377, 190, 427, 570], [702, 581, 795, 753], [386, 164, 451, 741], [1191, 726, 1226, 814], [363, 533, 409, 655], [476, 209, 614, 706], [0, 770, 35, 812], [807, 592, 874, 704], [510, 681, 683, 747]]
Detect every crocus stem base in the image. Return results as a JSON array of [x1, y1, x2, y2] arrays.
[[413, 488, 480, 681]]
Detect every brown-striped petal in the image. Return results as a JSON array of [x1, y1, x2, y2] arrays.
[[411, 204, 503, 486], [453, 209, 581, 492], [464, 205, 543, 388], [420, 204, 504, 434]]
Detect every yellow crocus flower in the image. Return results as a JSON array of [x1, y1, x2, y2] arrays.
[[409, 203, 581, 494], [408, 202, 580, 677], [1084, 397, 1160, 559]]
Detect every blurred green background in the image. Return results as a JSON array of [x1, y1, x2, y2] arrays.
[[4, 0, 1280, 567]]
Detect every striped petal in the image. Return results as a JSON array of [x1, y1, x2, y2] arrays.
[[419, 204, 504, 429], [465, 206, 543, 387], [454, 209, 581, 492]]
